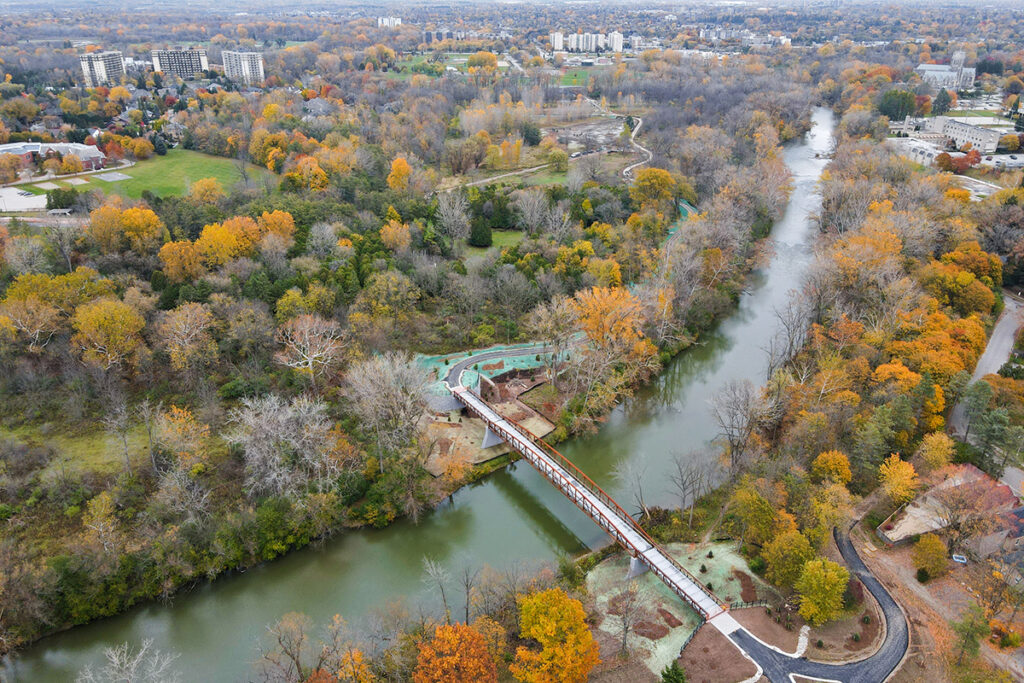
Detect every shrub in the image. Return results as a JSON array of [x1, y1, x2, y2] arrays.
[[852, 632, 860, 642], [816, 639, 824, 648], [862, 614, 871, 624], [916, 567, 930, 583], [699, 563, 707, 573]]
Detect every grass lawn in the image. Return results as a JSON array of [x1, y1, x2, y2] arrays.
[[522, 169, 567, 186], [1, 423, 151, 477], [28, 149, 273, 199], [561, 68, 591, 86], [465, 229, 526, 258]]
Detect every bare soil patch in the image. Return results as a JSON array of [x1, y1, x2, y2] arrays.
[[658, 608, 683, 628], [634, 621, 670, 640], [733, 568, 758, 602], [732, 606, 801, 652], [590, 630, 658, 683], [679, 624, 758, 683]]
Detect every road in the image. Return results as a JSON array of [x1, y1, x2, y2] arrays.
[[585, 96, 652, 179], [949, 294, 1023, 436], [728, 528, 909, 682]]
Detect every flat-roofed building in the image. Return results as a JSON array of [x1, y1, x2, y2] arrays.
[[152, 49, 209, 80], [222, 51, 264, 85], [79, 51, 125, 87]]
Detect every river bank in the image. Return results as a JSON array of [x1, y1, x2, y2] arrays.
[[3, 109, 836, 682]]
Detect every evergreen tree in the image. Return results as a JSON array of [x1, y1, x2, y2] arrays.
[[469, 219, 492, 247], [661, 661, 687, 683], [933, 89, 952, 116]]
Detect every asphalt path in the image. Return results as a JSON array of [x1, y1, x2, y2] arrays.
[[728, 528, 908, 682], [949, 295, 1023, 436]]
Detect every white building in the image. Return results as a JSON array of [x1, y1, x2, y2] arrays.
[[608, 31, 624, 53], [222, 51, 265, 85], [550, 32, 563, 51], [152, 49, 209, 80], [79, 51, 125, 88], [930, 116, 1001, 153], [377, 16, 401, 29], [915, 52, 975, 90]]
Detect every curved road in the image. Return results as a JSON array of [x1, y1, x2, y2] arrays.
[[446, 349, 911, 681]]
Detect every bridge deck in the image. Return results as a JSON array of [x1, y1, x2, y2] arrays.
[[452, 386, 724, 620]]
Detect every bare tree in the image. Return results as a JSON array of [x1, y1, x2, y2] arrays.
[[491, 265, 536, 342], [525, 296, 577, 389], [436, 191, 471, 253], [669, 452, 716, 528], [103, 396, 132, 472], [457, 561, 481, 624], [274, 314, 348, 391], [710, 379, 765, 474], [423, 556, 452, 625], [46, 221, 82, 272], [254, 612, 359, 683], [155, 467, 211, 522], [614, 458, 652, 521], [342, 352, 430, 472], [136, 398, 163, 471], [75, 639, 181, 683], [610, 582, 643, 657], [513, 188, 549, 236]]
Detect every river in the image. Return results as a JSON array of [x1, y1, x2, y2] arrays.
[[4, 108, 834, 682]]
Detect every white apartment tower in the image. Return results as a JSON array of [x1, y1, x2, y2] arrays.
[[152, 49, 209, 80], [550, 31, 564, 51], [608, 31, 624, 53], [377, 17, 402, 29], [79, 51, 125, 87], [222, 51, 265, 85]]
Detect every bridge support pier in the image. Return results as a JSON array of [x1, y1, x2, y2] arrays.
[[627, 555, 649, 580], [481, 426, 504, 449]]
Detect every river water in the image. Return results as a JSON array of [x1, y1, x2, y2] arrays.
[[5, 108, 834, 682]]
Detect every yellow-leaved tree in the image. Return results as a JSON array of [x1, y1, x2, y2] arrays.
[[510, 588, 599, 683], [879, 453, 919, 505], [386, 156, 412, 191]]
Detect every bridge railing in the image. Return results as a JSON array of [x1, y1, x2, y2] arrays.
[[455, 387, 725, 616]]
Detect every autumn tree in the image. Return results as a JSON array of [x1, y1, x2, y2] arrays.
[[763, 530, 815, 591], [158, 241, 204, 283], [386, 156, 412, 191], [413, 623, 497, 683], [811, 450, 852, 485], [155, 405, 210, 473], [629, 167, 677, 213], [189, 177, 226, 203], [510, 588, 600, 683], [525, 296, 576, 389], [795, 558, 849, 626], [71, 299, 146, 372], [259, 210, 296, 242], [87, 204, 125, 253], [912, 533, 948, 580], [879, 454, 919, 505], [379, 219, 412, 252], [915, 432, 954, 473]]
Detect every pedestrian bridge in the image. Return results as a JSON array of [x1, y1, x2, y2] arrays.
[[448, 384, 726, 620]]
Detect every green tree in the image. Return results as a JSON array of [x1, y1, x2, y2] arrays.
[[763, 530, 815, 591], [877, 90, 916, 120], [951, 602, 990, 664], [963, 380, 994, 439], [795, 558, 850, 626], [933, 88, 952, 116], [468, 220, 492, 248], [660, 661, 687, 683]]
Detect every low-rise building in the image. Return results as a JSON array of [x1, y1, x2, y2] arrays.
[[0, 142, 107, 171]]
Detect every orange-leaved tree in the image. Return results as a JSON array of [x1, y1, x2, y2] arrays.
[[510, 588, 599, 683], [413, 623, 497, 683]]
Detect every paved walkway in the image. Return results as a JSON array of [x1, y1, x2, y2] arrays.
[[949, 294, 1023, 437]]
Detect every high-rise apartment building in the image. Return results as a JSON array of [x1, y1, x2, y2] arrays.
[[377, 16, 402, 28], [79, 51, 125, 87], [550, 31, 564, 51], [608, 31, 624, 53], [152, 49, 209, 80], [222, 51, 265, 85]]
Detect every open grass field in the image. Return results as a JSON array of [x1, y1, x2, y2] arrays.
[[1, 423, 151, 477], [465, 228, 526, 258], [560, 68, 591, 86], [27, 149, 273, 199]]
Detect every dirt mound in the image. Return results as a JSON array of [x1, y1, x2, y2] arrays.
[[634, 621, 670, 640], [658, 608, 683, 628], [732, 568, 758, 602]]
